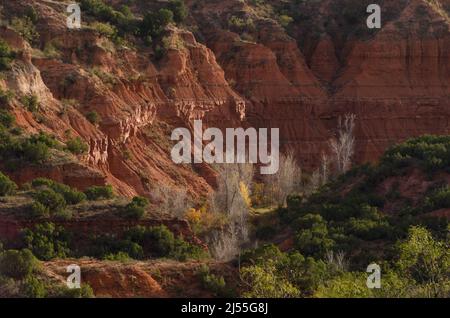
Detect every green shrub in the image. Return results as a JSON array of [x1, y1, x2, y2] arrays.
[[0, 88, 14, 105], [124, 225, 207, 261], [66, 137, 88, 155], [22, 222, 71, 260], [423, 186, 450, 212], [31, 178, 86, 204], [23, 275, 46, 298], [85, 111, 101, 125], [50, 182, 86, 205], [0, 110, 15, 128], [0, 171, 17, 196], [240, 261, 300, 298], [140, 9, 173, 40], [122, 196, 149, 220], [381, 135, 450, 173], [295, 222, 335, 258], [132, 225, 175, 256], [50, 284, 94, 298], [198, 264, 233, 297], [0, 249, 39, 279], [80, 0, 137, 35], [345, 218, 391, 241], [21, 140, 50, 163], [21, 94, 40, 112], [31, 178, 54, 188], [122, 203, 145, 220], [33, 189, 67, 213], [27, 201, 50, 219], [168, 0, 188, 23], [84, 185, 114, 200], [0, 39, 15, 71], [83, 233, 143, 260], [28, 132, 59, 148], [103, 251, 131, 262]]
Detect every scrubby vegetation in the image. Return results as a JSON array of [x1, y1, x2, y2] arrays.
[[0, 247, 93, 298], [85, 111, 101, 125], [84, 185, 114, 200], [80, 0, 188, 59], [240, 135, 450, 298], [0, 40, 15, 71], [66, 137, 89, 155], [121, 196, 149, 220], [0, 172, 17, 196]]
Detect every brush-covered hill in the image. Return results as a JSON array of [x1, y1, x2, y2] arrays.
[[243, 135, 449, 298]]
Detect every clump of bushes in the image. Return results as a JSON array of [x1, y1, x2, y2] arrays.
[[83, 225, 206, 261], [122, 225, 207, 261], [422, 186, 450, 212], [22, 222, 71, 261], [85, 111, 101, 125], [381, 135, 450, 173], [84, 185, 114, 200], [24, 178, 86, 219], [0, 39, 15, 71], [21, 94, 40, 113], [32, 178, 86, 205], [121, 196, 149, 220], [0, 171, 17, 196], [0, 109, 15, 128], [198, 264, 233, 297], [0, 131, 60, 166], [0, 249, 39, 280], [0, 89, 14, 106], [10, 16, 40, 44], [33, 189, 67, 215], [0, 247, 94, 298], [66, 137, 88, 155]]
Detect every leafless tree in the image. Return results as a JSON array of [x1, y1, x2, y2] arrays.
[[151, 184, 190, 218], [329, 114, 356, 174], [209, 161, 254, 261], [325, 250, 349, 272], [304, 169, 321, 196], [264, 151, 302, 207]]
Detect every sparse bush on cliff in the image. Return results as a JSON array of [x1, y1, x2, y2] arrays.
[[21, 94, 40, 113], [168, 0, 189, 23], [140, 9, 173, 40], [0, 40, 15, 71], [66, 137, 88, 155], [0, 132, 59, 165], [85, 111, 101, 125], [0, 88, 14, 106], [84, 185, 114, 200], [10, 17, 39, 45], [0, 171, 17, 196], [0, 110, 15, 128], [21, 140, 50, 163]]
